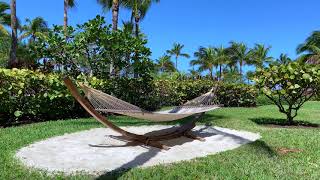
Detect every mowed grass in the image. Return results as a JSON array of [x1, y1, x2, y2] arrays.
[[0, 102, 320, 179]]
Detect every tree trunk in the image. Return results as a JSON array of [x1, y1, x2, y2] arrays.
[[219, 65, 222, 81], [112, 0, 119, 31], [175, 56, 178, 71], [209, 68, 213, 80], [109, 0, 119, 78], [287, 108, 295, 125], [135, 16, 140, 37], [8, 0, 18, 68], [239, 60, 243, 76], [63, 0, 68, 36], [287, 114, 294, 125], [132, 14, 140, 78], [62, 0, 68, 73]]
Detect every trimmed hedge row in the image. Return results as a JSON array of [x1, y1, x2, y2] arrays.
[[0, 69, 257, 126], [0, 69, 84, 125]]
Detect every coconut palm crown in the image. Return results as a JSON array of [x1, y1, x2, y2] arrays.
[[166, 42, 190, 71]]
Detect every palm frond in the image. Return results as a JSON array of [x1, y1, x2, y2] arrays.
[[67, 0, 76, 8], [180, 53, 190, 58], [0, 1, 10, 27], [0, 2, 10, 12], [96, 0, 113, 11], [0, 25, 9, 35]]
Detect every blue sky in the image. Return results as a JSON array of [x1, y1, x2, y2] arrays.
[[6, 0, 320, 73]]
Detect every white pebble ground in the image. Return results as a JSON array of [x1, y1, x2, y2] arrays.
[[16, 125, 260, 175]]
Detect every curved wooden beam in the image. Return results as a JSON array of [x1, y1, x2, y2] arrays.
[[63, 77, 204, 150]]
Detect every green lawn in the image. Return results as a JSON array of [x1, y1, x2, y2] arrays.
[[1, 102, 320, 179]]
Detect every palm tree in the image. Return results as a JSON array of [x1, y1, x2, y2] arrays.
[[274, 53, 291, 65], [8, 0, 17, 68], [0, 2, 11, 35], [156, 54, 175, 73], [249, 44, 273, 68], [188, 69, 201, 79], [122, 20, 134, 34], [297, 31, 320, 64], [215, 46, 230, 81], [297, 45, 320, 64], [19, 17, 48, 42], [229, 41, 252, 76], [125, 0, 160, 37], [97, 0, 123, 31], [190, 46, 217, 80], [166, 43, 190, 71], [246, 70, 255, 84], [64, 0, 76, 35]]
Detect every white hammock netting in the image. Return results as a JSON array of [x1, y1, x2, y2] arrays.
[[80, 84, 221, 122]]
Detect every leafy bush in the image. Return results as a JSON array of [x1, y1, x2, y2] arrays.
[[0, 68, 84, 125], [30, 16, 154, 79], [0, 68, 257, 126], [254, 62, 320, 124], [217, 83, 256, 107]]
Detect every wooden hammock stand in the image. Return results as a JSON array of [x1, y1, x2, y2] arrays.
[[64, 77, 205, 150]]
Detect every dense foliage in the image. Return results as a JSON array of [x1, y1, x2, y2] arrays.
[[0, 68, 83, 125], [0, 32, 10, 67], [0, 68, 256, 126], [30, 16, 154, 78], [254, 62, 320, 124]]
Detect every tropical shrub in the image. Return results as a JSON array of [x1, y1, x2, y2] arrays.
[[0, 68, 256, 126], [0, 69, 85, 126], [30, 16, 154, 79], [152, 78, 257, 107], [0, 32, 11, 67], [254, 62, 320, 124]]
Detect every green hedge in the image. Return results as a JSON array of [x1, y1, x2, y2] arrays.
[[0, 69, 257, 126], [0, 69, 83, 125], [153, 80, 257, 107]]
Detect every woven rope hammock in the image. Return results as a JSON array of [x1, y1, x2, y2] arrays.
[[64, 77, 222, 150], [80, 84, 221, 122]]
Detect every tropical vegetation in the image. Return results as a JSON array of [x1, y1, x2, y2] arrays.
[[0, 68, 256, 126], [0, 0, 320, 179], [254, 62, 320, 124]]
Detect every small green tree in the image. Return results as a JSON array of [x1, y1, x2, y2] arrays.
[[31, 16, 153, 78], [254, 62, 320, 124]]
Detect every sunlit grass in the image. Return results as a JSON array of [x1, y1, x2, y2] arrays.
[[0, 102, 319, 179]]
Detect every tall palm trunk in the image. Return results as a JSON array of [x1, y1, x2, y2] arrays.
[[175, 56, 178, 71], [134, 16, 140, 37], [112, 0, 119, 31], [219, 65, 222, 81], [109, 0, 119, 77], [239, 60, 243, 76], [209, 68, 213, 80], [133, 16, 140, 78], [63, 0, 68, 36], [9, 0, 17, 68], [62, 0, 69, 73]]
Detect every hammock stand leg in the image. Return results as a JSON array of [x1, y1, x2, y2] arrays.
[[64, 77, 204, 150], [184, 131, 206, 142]]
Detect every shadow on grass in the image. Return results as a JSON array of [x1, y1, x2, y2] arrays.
[[68, 113, 227, 128], [95, 124, 261, 180], [250, 118, 320, 128], [245, 140, 277, 158]]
